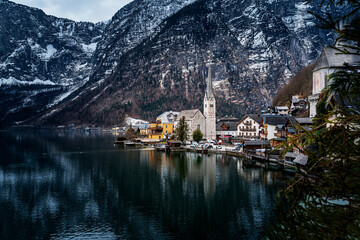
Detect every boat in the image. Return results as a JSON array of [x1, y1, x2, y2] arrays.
[[124, 141, 143, 147]]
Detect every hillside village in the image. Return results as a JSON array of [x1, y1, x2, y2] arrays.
[[109, 38, 359, 168]]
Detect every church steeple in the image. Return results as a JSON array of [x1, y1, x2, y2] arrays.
[[205, 55, 215, 100], [203, 54, 216, 140]]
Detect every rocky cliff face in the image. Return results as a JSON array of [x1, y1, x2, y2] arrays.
[[0, 0, 105, 125], [0, 0, 343, 127]]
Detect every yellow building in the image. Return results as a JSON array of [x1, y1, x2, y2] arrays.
[[139, 123, 149, 136], [155, 111, 179, 139], [148, 121, 163, 139]]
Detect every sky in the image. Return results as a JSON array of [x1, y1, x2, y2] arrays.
[[11, 0, 134, 23]]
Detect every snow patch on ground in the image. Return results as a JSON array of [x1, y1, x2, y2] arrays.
[[281, 3, 313, 33], [0, 77, 56, 86], [81, 43, 97, 53], [252, 31, 266, 48], [47, 85, 79, 108], [125, 117, 149, 126], [41, 45, 57, 60]]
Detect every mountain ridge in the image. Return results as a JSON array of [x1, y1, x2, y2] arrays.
[[0, 0, 343, 127]]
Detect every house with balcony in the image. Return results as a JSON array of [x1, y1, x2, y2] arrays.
[[148, 121, 163, 140], [237, 114, 262, 140], [156, 111, 179, 139]]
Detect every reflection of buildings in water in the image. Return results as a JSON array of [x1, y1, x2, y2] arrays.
[[236, 159, 283, 185], [203, 154, 216, 197], [150, 152, 218, 197], [146, 150, 157, 170]]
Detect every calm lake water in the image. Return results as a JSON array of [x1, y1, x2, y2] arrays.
[[0, 130, 285, 240]]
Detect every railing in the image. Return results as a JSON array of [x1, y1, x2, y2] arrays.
[[240, 128, 256, 131]]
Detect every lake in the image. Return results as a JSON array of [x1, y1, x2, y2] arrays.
[[0, 130, 285, 239]]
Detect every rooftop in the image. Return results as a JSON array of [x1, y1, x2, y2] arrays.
[[178, 109, 201, 120], [263, 115, 291, 126], [244, 140, 270, 146], [156, 111, 180, 123], [314, 47, 360, 72], [295, 117, 314, 125]]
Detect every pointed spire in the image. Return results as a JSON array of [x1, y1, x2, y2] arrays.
[[205, 54, 215, 100]]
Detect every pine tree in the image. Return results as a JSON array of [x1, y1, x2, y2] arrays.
[[267, 1, 360, 239], [174, 116, 189, 142]]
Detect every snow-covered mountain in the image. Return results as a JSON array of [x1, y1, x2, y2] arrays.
[[0, 0, 105, 125], [0, 0, 343, 127]]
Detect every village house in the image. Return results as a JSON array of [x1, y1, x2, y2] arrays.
[[290, 95, 307, 110], [271, 117, 313, 149], [274, 106, 289, 115], [147, 121, 163, 140], [261, 115, 289, 140], [156, 111, 179, 139], [216, 116, 239, 142], [237, 114, 262, 140], [139, 123, 149, 136], [243, 140, 271, 154]]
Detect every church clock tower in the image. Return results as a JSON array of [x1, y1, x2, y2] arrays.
[[203, 55, 216, 140]]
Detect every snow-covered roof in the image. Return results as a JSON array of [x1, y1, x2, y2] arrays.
[[275, 106, 289, 111], [156, 111, 180, 123]]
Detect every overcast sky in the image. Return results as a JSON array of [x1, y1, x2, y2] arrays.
[[12, 0, 134, 23]]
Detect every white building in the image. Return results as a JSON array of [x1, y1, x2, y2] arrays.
[[275, 106, 289, 115], [261, 115, 289, 140], [203, 56, 216, 140], [309, 47, 360, 117], [237, 115, 262, 139], [216, 117, 239, 138], [156, 111, 179, 123]]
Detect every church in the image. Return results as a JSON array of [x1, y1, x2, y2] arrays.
[[175, 56, 217, 141], [309, 46, 360, 117]]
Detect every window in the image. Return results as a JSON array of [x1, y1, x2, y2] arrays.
[[166, 130, 168, 134], [205, 104, 207, 107], [210, 104, 214, 107], [159, 136, 161, 139], [197, 124, 200, 130], [165, 125, 167, 128]]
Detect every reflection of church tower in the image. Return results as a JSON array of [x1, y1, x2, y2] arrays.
[[203, 55, 216, 140]]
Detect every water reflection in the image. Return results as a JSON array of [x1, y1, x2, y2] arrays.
[[0, 131, 284, 240]]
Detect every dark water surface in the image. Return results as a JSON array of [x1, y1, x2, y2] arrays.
[[0, 131, 285, 239]]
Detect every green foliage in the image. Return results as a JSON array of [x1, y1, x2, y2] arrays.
[[174, 116, 189, 142], [192, 129, 203, 142], [267, 1, 360, 239]]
